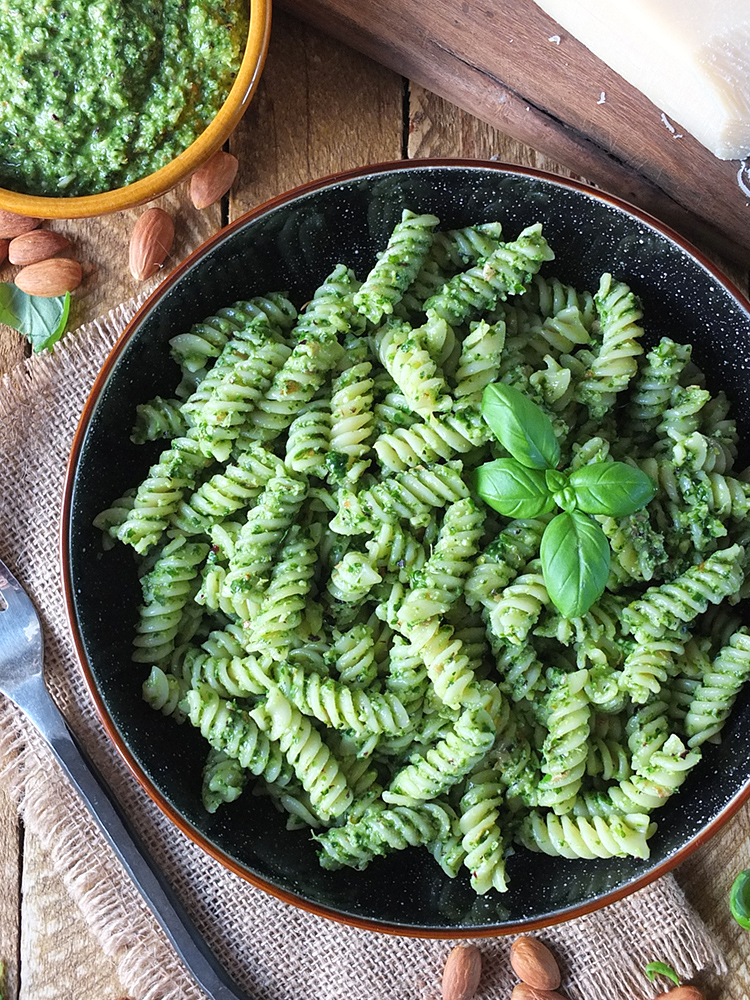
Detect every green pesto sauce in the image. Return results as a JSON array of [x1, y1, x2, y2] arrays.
[[0, 0, 247, 197]]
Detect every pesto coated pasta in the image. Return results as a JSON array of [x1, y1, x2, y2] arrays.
[[97, 207, 750, 898]]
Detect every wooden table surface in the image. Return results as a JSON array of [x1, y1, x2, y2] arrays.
[[1, 10, 749, 1000]]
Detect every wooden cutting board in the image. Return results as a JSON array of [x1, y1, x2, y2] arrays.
[[278, 0, 750, 268]]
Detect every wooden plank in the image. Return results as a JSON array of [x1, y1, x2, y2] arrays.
[[278, 0, 750, 267], [19, 829, 127, 1000], [229, 9, 404, 218], [0, 781, 20, 1000]]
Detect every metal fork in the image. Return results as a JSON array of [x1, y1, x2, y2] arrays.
[[0, 555, 254, 1000]]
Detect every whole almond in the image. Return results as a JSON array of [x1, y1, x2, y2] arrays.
[[9, 229, 71, 266], [441, 944, 482, 1000], [15, 257, 82, 297], [190, 150, 239, 210], [655, 989, 705, 1000], [0, 239, 8, 266], [510, 936, 561, 991], [511, 985, 567, 1000], [0, 209, 41, 239], [129, 207, 174, 281]]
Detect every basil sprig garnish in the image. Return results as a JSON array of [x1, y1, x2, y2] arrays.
[[643, 961, 681, 988], [476, 383, 657, 618], [730, 868, 750, 930], [0, 283, 70, 353]]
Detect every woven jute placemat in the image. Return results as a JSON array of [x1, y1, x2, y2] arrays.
[[0, 303, 728, 1000]]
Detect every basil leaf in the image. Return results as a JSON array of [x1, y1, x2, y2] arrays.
[[644, 962, 681, 988], [0, 283, 70, 352], [540, 510, 610, 618], [475, 459, 555, 518], [569, 462, 657, 517], [730, 869, 750, 930], [481, 383, 560, 470]]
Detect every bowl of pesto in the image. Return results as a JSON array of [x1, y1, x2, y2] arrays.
[[63, 161, 750, 935], [0, 0, 270, 217]]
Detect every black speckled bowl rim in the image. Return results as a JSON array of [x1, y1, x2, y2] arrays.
[[62, 158, 750, 937]]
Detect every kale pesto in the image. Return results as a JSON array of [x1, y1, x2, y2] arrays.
[[0, 0, 247, 197]]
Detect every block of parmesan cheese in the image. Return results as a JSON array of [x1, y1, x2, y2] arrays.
[[532, 0, 750, 160]]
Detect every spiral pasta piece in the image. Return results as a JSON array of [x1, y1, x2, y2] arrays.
[[182, 684, 293, 785], [131, 396, 188, 444], [537, 669, 591, 814], [575, 734, 701, 816], [453, 318, 507, 401], [373, 405, 487, 472], [249, 688, 353, 820], [327, 624, 378, 688], [574, 274, 645, 419], [397, 499, 484, 627], [114, 433, 211, 554], [627, 338, 693, 443], [465, 518, 546, 611], [621, 544, 745, 643], [172, 443, 285, 535], [685, 628, 750, 746], [353, 210, 439, 323], [487, 561, 550, 646], [223, 473, 308, 597], [398, 616, 477, 710], [327, 360, 375, 481], [459, 768, 508, 893], [142, 665, 184, 718], [374, 318, 452, 416], [619, 636, 684, 703], [384, 706, 495, 804], [316, 799, 460, 871], [517, 811, 652, 860], [330, 461, 469, 535], [193, 338, 292, 461], [132, 536, 209, 663], [293, 263, 365, 341], [169, 294, 297, 374], [424, 224, 555, 327], [201, 749, 248, 813], [243, 524, 321, 658]]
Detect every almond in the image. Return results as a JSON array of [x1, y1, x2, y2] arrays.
[[8, 229, 71, 266], [0, 239, 8, 266], [190, 150, 239, 210], [510, 936, 561, 991], [15, 257, 82, 297], [129, 207, 174, 281], [511, 985, 567, 1000], [441, 944, 482, 1000], [0, 209, 41, 239], [654, 989, 705, 1000]]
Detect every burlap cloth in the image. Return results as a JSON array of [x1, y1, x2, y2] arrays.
[[0, 299, 731, 1000]]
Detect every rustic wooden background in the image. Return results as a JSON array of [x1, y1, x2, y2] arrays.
[[0, 10, 749, 999]]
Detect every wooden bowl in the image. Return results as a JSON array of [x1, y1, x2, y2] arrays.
[[62, 160, 750, 935], [0, 0, 271, 220]]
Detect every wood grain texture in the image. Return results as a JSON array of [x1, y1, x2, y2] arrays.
[[229, 9, 404, 218], [278, 0, 750, 266], [0, 781, 20, 1000], [20, 829, 127, 1000]]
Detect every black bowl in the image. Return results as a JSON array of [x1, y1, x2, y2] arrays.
[[62, 160, 750, 936]]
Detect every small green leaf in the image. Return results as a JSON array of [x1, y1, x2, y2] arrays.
[[0, 283, 70, 352], [481, 383, 561, 470], [730, 869, 750, 930], [540, 510, 610, 618], [475, 459, 555, 518], [569, 462, 657, 517], [644, 961, 681, 988]]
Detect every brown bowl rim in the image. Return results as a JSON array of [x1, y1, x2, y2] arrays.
[[61, 157, 750, 937], [0, 0, 271, 219]]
